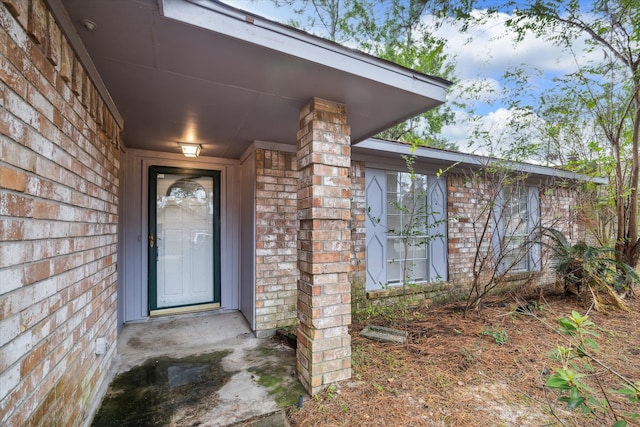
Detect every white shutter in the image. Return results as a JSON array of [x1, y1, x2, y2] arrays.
[[365, 169, 387, 290]]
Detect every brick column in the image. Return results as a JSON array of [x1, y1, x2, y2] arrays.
[[296, 98, 352, 394]]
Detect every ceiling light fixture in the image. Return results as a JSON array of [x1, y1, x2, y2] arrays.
[[80, 19, 97, 31], [178, 142, 201, 158]]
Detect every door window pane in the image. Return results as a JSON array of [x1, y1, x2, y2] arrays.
[[155, 173, 215, 308]]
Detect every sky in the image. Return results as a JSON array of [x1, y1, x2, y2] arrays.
[[220, 0, 596, 157]]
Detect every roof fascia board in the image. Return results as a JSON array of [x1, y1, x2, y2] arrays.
[[355, 138, 608, 184], [46, 0, 124, 128], [162, 0, 450, 102]]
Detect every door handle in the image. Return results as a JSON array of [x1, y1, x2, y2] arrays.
[[149, 232, 155, 248]]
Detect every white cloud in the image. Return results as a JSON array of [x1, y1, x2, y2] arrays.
[[442, 107, 546, 157], [427, 10, 593, 82], [424, 10, 601, 155]]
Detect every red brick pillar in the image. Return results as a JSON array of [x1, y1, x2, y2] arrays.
[[296, 98, 352, 394]]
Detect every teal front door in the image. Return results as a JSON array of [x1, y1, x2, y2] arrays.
[[148, 166, 221, 313]]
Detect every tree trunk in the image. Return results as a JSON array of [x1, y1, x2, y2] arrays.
[[625, 82, 640, 268]]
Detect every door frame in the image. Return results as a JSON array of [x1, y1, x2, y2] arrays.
[[148, 165, 221, 314]]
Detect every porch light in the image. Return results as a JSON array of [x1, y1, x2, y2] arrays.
[[178, 142, 201, 158]]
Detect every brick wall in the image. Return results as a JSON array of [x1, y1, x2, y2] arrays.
[[538, 183, 590, 285], [253, 152, 368, 333], [349, 160, 366, 307], [540, 184, 586, 243], [447, 171, 496, 293], [250, 144, 590, 363], [0, 1, 121, 425], [448, 171, 588, 295], [254, 148, 299, 334]]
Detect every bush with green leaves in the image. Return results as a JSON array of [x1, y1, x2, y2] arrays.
[[541, 227, 639, 311], [546, 311, 640, 426]]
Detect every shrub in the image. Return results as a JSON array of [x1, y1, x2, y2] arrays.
[[541, 227, 638, 311]]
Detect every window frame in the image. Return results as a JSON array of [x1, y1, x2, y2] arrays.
[[385, 171, 430, 285], [365, 168, 447, 291], [492, 184, 541, 274]]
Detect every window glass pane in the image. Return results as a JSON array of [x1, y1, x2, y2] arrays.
[[505, 252, 527, 271], [411, 259, 428, 283], [387, 215, 401, 234], [506, 217, 527, 235], [409, 214, 428, 235], [388, 197, 400, 215], [385, 171, 430, 285], [387, 261, 402, 284], [387, 173, 399, 191], [502, 185, 529, 272], [401, 203, 420, 224], [413, 241, 427, 259], [387, 237, 405, 261]]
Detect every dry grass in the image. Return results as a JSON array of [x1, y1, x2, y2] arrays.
[[289, 288, 640, 426]]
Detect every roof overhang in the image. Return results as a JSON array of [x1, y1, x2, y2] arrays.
[[353, 139, 608, 184], [54, 0, 450, 159]]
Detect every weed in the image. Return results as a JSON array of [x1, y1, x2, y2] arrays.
[[541, 228, 639, 311], [327, 385, 338, 400], [461, 347, 475, 363], [355, 304, 394, 321], [322, 384, 349, 413], [351, 345, 365, 370], [430, 372, 452, 388], [513, 300, 544, 315], [482, 325, 509, 345]]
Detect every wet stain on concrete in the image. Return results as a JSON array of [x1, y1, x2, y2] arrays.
[[126, 336, 142, 348], [248, 363, 306, 408], [246, 341, 307, 408], [92, 351, 231, 427]]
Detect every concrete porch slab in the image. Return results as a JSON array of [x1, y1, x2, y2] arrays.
[[94, 311, 304, 426]]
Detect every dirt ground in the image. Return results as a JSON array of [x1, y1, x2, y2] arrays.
[[289, 287, 640, 426]]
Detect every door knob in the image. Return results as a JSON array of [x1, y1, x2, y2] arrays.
[[149, 232, 155, 248]]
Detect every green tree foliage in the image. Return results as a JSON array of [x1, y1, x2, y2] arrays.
[[432, 0, 640, 268], [269, 0, 458, 149]]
